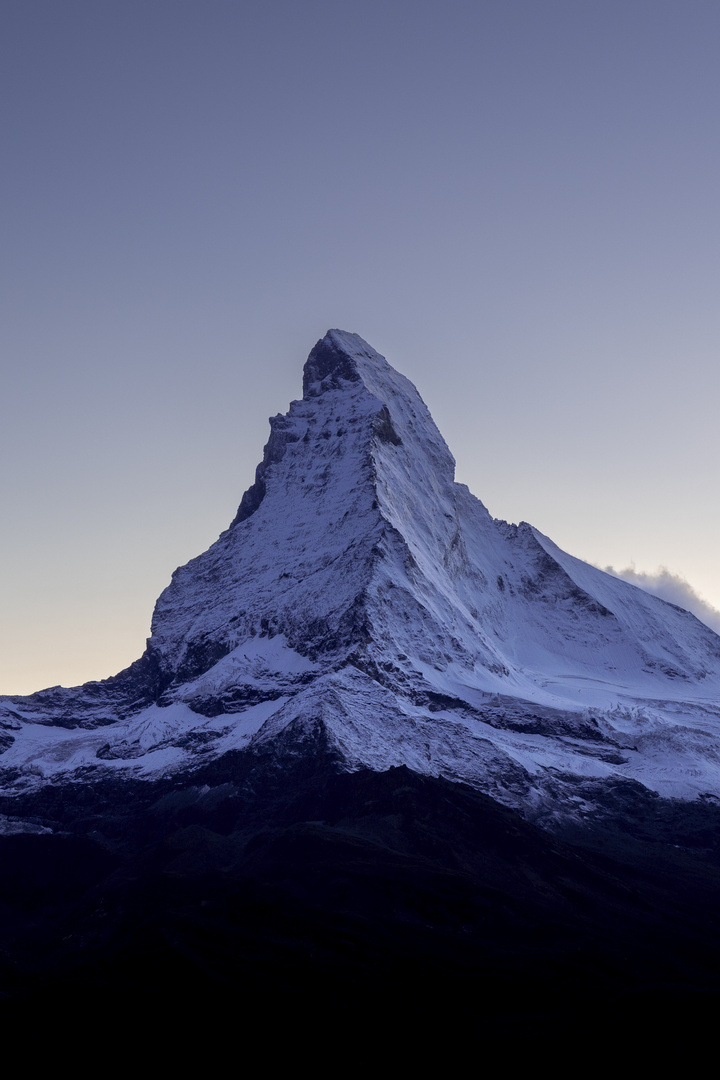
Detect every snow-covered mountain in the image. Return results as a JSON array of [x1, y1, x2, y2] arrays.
[[3, 329, 720, 822], [6, 330, 720, 1030]]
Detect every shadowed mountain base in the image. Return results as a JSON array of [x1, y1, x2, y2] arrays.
[[2, 753, 720, 1043]]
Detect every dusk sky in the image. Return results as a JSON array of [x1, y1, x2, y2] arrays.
[[3, 0, 720, 694]]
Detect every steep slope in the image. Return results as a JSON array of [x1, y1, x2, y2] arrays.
[[2, 330, 720, 817]]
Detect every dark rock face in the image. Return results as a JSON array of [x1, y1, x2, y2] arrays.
[[302, 329, 363, 396], [372, 404, 402, 445], [231, 411, 301, 527]]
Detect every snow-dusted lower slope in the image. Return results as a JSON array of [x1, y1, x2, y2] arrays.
[[3, 329, 720, 819]]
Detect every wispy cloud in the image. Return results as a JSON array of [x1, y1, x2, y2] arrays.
[[603, 565, 720, 635]]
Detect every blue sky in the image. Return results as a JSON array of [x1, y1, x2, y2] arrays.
[[3, 1, 720, 692]]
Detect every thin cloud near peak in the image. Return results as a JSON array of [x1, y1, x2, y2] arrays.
[[603, 564, 720, 635]]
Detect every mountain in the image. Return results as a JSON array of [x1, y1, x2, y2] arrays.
[[3, 329, 720, 816], [2, 329, 720, 1034]]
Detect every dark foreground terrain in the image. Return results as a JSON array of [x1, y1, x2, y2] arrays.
[[3, 741, 720, 1042]]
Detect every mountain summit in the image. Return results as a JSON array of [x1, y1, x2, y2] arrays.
[[2, 330, 720, 818], [4, 330, 720, 1027]]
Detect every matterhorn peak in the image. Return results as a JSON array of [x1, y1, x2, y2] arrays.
[[302, 329, 371, 395], [302, 328, 407, 397], [5, 330, 720, 1025], [2, 331, 720, 820]]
